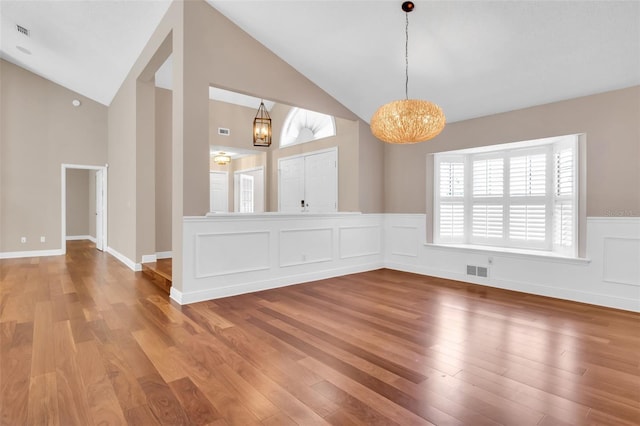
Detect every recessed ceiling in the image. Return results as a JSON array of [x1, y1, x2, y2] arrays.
[[1, 1, 638, 124]]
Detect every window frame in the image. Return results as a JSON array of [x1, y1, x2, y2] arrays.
[[433, 135, 579, 256]]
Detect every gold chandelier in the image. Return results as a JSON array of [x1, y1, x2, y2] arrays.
[[213, 152, 230, 165], [370, 1, 445, 144]]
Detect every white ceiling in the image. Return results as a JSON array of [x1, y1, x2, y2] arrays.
[[1, 1, 638, 124]]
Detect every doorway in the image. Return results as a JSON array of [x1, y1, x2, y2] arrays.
[[278, 147, 337, 213], [61, 164, 107, 253]]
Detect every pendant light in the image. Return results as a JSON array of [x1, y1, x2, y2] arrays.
[[370, 1, 446, 144], [253, 100, 272, 147]]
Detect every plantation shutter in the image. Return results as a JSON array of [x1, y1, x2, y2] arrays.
[[436, 159, 465, 243], [471, 157, 504, 242], [553, 140, 577, 254]]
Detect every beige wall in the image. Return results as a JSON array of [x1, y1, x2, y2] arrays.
[[385, 86, 640, 217], [156, 88, 172, 253], [358, 121, 385, 213], [0, 59, 107, 253], [107, 3, 177, 263], [65, 169, 90, 237]]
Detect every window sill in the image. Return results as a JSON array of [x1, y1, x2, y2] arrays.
[[424, 243, 591, 265]]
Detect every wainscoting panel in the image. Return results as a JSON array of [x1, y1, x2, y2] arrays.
[[195, 231, 270, 278], [339, 225, 382, 259], [389, 225, 419, 257], [384, 215, 640, 312], [178, 214, 384, 304], [279, 228, 333, 267], [603, 237, 640, 286]]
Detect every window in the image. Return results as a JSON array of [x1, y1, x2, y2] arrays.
[[434, 135, 579, 256], [280, 107, 336, 148]]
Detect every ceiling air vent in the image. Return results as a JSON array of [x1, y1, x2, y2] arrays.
[[16, 25, 30, 37]]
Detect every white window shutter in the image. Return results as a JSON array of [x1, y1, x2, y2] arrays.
[[440, 203, 465, 239], [510, 154, 546, 197], [472, 204, 503, 239], [440, 162, 464, 197], [509, 204, 546, 242], [473, 158, 504, 197]]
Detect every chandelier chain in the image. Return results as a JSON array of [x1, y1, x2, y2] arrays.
[[405, 11, 409, 100]]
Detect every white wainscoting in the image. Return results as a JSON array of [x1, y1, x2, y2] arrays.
[[384, 214, 640, 312], [174, 213, 384, 304]]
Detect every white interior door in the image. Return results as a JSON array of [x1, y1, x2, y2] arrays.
[[278, 148, 338, 213], [95, 169, 104, 251], [279, 156, 305, 212], [304, 149, 337, 213], [210, 171, 229, 213], [234, 167, 264, 213]]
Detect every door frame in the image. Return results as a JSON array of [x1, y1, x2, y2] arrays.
[[61, 164, 108, 254]]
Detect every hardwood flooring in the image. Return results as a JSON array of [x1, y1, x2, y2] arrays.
[[1, 240, 639, 425]]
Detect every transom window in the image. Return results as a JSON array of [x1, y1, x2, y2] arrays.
[[280, 107, 336, 148], [434, 135, 579, 256]]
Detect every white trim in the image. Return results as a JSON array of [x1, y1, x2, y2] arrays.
[[424, 243, 591, 265], [170, 262, 383, 305], [61, 164, 108, 255], [587, 216, 640, 223], [141, 254, 157, 264], [156, 251, 172, 259], [0, 249, 64, 259], [66, 235, 97, 243], [385, 261, 639, 313], [106, 246, 141, 271]]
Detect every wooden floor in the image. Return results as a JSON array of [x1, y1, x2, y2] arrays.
[[1, 241, 639, 425]]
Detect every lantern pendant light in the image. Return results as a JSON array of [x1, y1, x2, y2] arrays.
[[253, 100, 272, 147], [370, 1, 446, 144]]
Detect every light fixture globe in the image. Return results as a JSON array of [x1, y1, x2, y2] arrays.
[[370, 99, 445, 144]]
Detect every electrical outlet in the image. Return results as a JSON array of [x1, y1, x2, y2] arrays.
[[40, 236, 46, 243], [20, 237, 26, 243], [488, 257, 493, 265]]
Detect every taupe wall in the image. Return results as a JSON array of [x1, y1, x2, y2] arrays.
[[65, 169, 90, 237], [0, 59, 107, 253], [385, 86, 640, 217], [156, 88, 172, 253]]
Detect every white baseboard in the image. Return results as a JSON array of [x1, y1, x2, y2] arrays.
[[0, 248, 64, 259], [66, 235, 96, 243], [106, 246, 141, 271], [156, 251, 172, 259], [141, 254, 157, 264], [385, 261, 640, 313], [171, 262, 383, 305]]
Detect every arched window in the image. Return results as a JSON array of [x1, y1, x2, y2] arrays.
[[280, 107, 336, 148]]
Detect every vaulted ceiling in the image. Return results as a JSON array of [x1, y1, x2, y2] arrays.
[[1, 0, 638, 123]]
